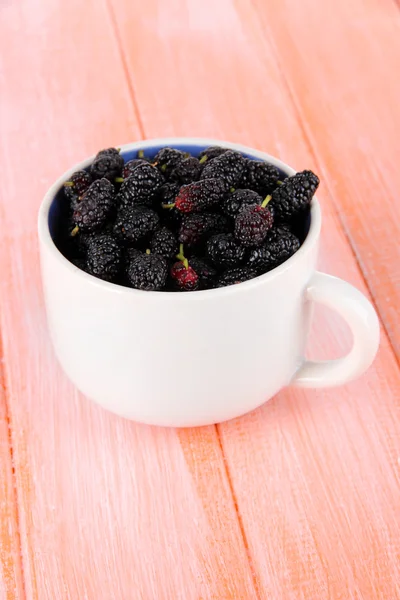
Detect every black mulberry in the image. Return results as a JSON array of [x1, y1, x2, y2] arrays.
[[86, 234, 123, 282], [113, 205, 159, 244], [234, 202, 274, 247], [223, 189, 262, 218], [206, 234, 246, 270], [127, 253, 168, 291], [150, 227, 178, 259], [90, 148, 124, 181], [240, 159, 280, 196], [269, 170, 319, 222], [247, 227, 301, 273], [72, 178, 116, 233], [215, 267, 257, 288], [201, 150, 246, 190], [117, 163, 164, 208]]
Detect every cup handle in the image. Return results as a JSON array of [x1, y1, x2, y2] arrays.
[[292, 272, 380, 388]]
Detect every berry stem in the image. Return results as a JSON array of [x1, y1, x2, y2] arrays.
[[160, 164, 167, 173], [70, 225, 79, 237], [64, 181, 74, 187], [229, 187, 235, 193], [162, 202, 176, 209], [115, 177, 124, 183], [199, 155, 207, 165], [176, 243, 185, 261], [176, 244, 189, 269], [261, 195, 272, 208], [146, 249, 151, 255], [138, 150, 144, 158], [277, 180, 283, 185]]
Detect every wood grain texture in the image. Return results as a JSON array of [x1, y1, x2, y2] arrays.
[[0, 347, 25, 599], [109, 0, 400, 597], [1, 0, 400, 598], [251, 0, 400, 358], [0, 1, 257, 598]]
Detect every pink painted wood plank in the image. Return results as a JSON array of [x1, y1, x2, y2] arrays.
[[251, 0, 400, 358], [0, 356, 25, 599], [0, 1, 258, 598], [108, 0, 400, 597]]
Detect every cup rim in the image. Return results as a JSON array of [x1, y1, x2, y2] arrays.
[[38, 137, 321, 298]]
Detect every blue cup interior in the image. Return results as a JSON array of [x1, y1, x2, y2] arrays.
[[49, 143, 311, 253]]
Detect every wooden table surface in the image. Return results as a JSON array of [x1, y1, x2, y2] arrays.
[[1, 0, 400, 598]]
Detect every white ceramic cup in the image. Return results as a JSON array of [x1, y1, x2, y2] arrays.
[[38, 138, 380, 427]]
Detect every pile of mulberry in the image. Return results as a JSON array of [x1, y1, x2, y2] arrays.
[[56, 145, 319, 291]]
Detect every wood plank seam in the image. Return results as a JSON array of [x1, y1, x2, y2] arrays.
[[215, 425, 263, 600], [0, 328, 27, 600], [105, 0, 146, 139], [103, 3, 268, 595], [248, 0, 398, 370]]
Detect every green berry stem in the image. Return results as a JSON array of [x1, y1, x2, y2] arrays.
[[162, 202, 176, 209], [277, 180, 283, 185], [199, 155, 208, 165], [64, 181, 74, 187], [138, 150, 144, 158], [115, 177, 124, 183], [146, 248, 151, 255], [176, 243, 189, 269], [229, 187, 235, 193], [261, 195, 272, 208], [70, 225, 79, 237]]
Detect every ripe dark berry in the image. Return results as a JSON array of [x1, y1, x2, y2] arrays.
[[150, 227, 178, 259], [247, 227, 301, 273], [188, 257, 217, 290], [201, 150, 246, 190], [124, 247, 142, 267], [72, 178, 116, 233], [127, 253, 168, 291], [71, 257, 90, 274], [170, 262, 199, 291], [154, 147, 187, 176], [269, 170, 319, 222], [170, 157, 202, 184], [86, 234, 123, 282], [234, 202, 274, 247], [175, 178, 226, 213], [240, 159, 280, 196], [206, 234, 246, 270], [223, 189, 262, 218], [90, 148, 124, 181], [179, 213, 231, 247], [198, 146, 228, 163], [122, 159, 149, 179], [113, 205, 159, 244], [64, 170, 92, 206], [215, 267, 257, 288], [117, 163, 164, 208]]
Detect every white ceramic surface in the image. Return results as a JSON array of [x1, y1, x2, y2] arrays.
[[38, 139, 380, 427]]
